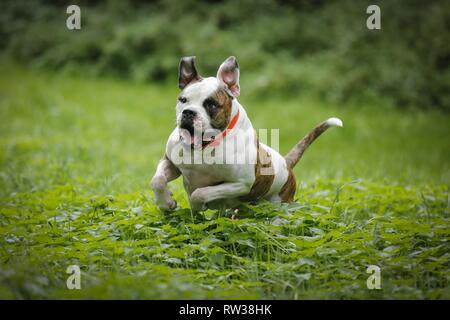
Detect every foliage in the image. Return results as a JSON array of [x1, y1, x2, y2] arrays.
[[1, 182, 449, 299], [0, 64, 449, 299], [1, 0, 449, 110]]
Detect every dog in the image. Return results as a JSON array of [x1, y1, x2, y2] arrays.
[[151, 56, 342, 212]]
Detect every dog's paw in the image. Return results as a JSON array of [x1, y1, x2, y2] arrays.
[[189, 189, 206, 212], [155, 197, 177, 212]]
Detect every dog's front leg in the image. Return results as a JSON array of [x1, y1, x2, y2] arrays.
[[151, 156, 181, 211], [190, 182, 251, 211]]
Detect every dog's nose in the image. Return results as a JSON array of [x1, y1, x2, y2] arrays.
[[180, 109, 197, 134], [182, 109, 197, 118]]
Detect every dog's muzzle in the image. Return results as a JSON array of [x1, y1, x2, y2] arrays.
[[179, 109, 208, 148]]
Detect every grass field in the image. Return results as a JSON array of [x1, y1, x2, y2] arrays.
[[0, 63, 449, 299]]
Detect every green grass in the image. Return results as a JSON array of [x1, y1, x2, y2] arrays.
[[0, 63, 449, 299]]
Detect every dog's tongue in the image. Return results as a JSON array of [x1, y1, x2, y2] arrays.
[[180, 130, 205, 147], [192, 134, 202, 146]]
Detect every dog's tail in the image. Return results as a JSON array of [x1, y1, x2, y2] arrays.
[[284, 117, 343, 169]]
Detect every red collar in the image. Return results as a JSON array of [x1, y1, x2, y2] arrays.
[[204, 107, 240, 148]]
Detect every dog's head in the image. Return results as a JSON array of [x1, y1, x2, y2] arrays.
[[176, 56, 240, 147]]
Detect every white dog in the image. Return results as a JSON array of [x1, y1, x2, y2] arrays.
[[151, 56, 342, 212]]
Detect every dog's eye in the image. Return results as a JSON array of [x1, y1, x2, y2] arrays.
[[203, 99, 217, 109], [178, 97, 187, 103]]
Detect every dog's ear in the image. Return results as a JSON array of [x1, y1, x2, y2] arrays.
[[178, 56, 201, 90], [217, 56, 240, 97]]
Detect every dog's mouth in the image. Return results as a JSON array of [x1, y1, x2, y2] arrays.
[[179, 126, 215, 149]]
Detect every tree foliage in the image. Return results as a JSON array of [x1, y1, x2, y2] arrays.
[[1, 0, 449, 110]]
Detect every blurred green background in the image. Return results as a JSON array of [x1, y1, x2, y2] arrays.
[[0, 0, 449, 299], [1, 0, 450, 110], [1, 0, 449, 189]]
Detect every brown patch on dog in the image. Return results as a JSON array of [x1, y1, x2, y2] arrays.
[[240, 132, 275, 202], [279, 167, 296, 202], [206, 85, 233, 131]]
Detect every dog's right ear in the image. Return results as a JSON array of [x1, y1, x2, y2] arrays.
[[217, 56, 240, 97], [178, 56, 201, 90]]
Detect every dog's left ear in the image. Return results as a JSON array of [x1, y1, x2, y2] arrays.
[[179, 56, 201, 90], [217, 56, 240, 97]]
